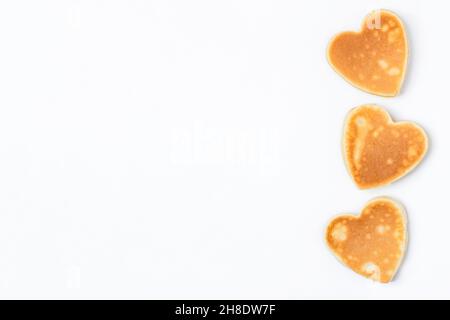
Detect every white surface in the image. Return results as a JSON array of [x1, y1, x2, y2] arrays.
[[0, 0, 447, 299]]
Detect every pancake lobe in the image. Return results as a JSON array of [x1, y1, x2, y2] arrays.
[[326, 198, 407, 283], [343, 105, 428, 189], [327, 10, 408, 96]]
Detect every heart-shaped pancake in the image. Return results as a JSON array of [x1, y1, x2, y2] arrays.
[[326, 197, 407, 283], [343, 105, 428, 189], [327, 10, 408, 97]]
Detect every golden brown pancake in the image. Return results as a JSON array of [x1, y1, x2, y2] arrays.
[[343, 105, 428, 189], [326, 197, 407, 283], [327, 10, 408, 97]]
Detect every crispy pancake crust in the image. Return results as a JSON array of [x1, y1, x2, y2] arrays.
[[326, 197, 407, 283], [343, 105, 428, 189], [327, 10, 408, 97]]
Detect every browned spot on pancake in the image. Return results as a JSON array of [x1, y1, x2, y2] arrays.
[[326, 198, 407, 283], [344, 105, 428, 189], [327, 10, 408, 97]]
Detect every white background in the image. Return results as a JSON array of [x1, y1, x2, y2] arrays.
[[0, 0, 447, 299]]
